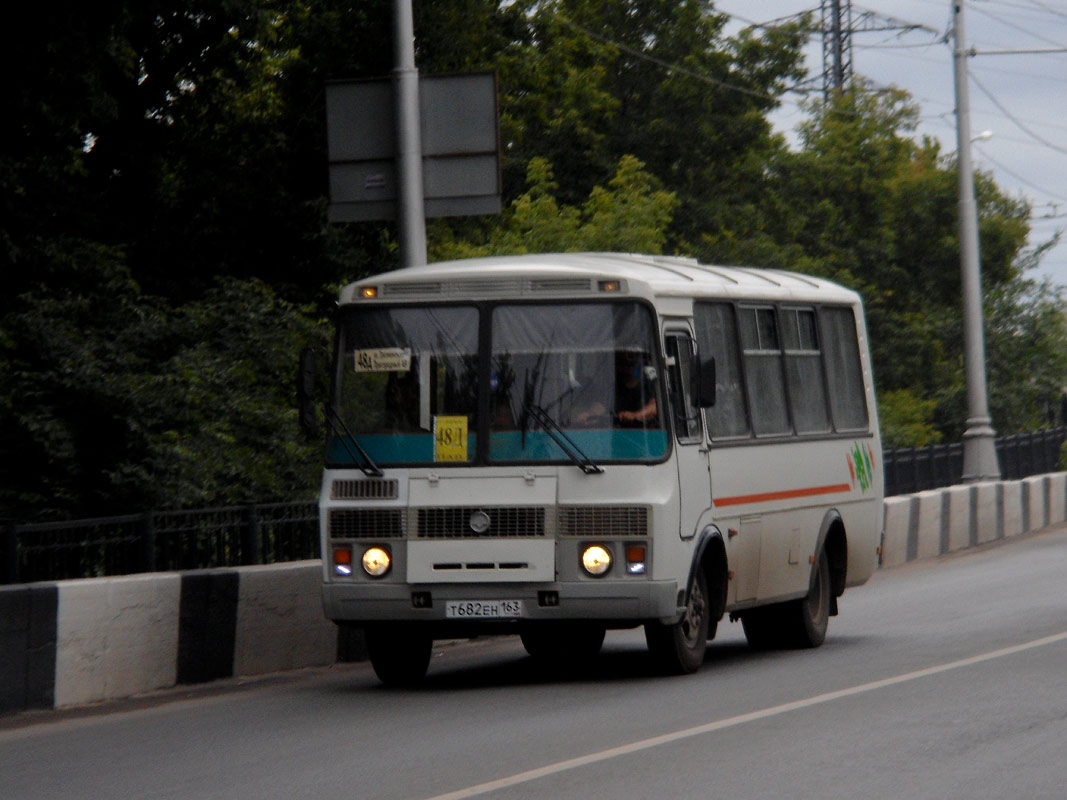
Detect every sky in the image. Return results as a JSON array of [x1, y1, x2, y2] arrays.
[[711, 0, 1067, 287]]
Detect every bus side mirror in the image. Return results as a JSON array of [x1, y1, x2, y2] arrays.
[[298, 346, 321, 439], [694, 357, 716, 408]]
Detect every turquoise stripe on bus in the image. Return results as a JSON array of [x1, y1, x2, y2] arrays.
[[327, 430, 668, 464]]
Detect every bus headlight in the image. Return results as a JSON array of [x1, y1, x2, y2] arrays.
[[581, 544, 612, 576], [361, 546, 392, 578]]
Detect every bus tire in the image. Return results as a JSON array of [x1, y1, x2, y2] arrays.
[[645, 568, 709, 675], [366, 624, 433, 687], [741, 549, 830, 650], [520, 622, 606, 662]]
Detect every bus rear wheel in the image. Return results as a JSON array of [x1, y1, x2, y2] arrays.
[[366, 624, 433, 687], [645, 568, 709, 674], [741, 549, 830, 650]]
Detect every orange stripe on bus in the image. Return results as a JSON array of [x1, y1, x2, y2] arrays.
[[713, 483, 852, 508]]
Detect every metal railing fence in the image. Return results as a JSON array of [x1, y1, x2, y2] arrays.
[[883, 426, 1067, 497], [4, 427, 1066, 585], [2, 501, 318, 586]]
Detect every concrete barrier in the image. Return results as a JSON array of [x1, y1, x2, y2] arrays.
[[233, 562, 336, 677], [975, 481, 1000, 545], [881, 495, 914, 568], [1, 561, 338, 714], [914, 490, 945, 562], [1001, 481, 1022, 541], [1050, 473, 1066, 524], [1023, 475, 1048, 531], [879, 472, 1066, 570], [4, 471, 1067, 714], [54, 573, 181, 708], [944, 484, 972, 554], [0, 584, 56, 712]]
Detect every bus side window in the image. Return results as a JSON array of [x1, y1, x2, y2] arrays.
[[694, 302, 749, 439], [739, 306, 790, 437], [782, 307, 830, 434], [821, 307, 869, 431]]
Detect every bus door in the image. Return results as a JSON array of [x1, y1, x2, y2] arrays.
[[664, 330, 711, 540]]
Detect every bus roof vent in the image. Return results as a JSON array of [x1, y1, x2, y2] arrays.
[[449, 278, 524, 296], [528, 278, 594, 293], [381, 282, 443, 297]]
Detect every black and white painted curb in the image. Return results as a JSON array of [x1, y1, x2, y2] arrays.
[[3, 471, 1065, 714]]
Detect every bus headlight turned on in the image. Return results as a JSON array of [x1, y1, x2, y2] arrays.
[[581, 544, 612, 576], [361, 546, 392, 578]]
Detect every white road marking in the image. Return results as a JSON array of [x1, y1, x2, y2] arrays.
[[423, 630, 1067, 800]]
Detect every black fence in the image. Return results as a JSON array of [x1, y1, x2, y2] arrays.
[[884, 426, 1067, 497], [5, 427, 1066, 585], [2, 502, 318, 586]]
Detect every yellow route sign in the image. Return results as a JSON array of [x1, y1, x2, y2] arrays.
[[434, 416, 468, 461]]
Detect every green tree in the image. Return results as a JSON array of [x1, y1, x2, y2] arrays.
[[430, 155, 676, 260], [135, 279, 329, 508], [765, 88, 1058, 444], [5, 1, 1064, 521], [0, 266, 327, 520], [878, 390, 943, 448], [431, 0, 807, 253]]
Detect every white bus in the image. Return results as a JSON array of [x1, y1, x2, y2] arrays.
[[310, 253, 883, 685]]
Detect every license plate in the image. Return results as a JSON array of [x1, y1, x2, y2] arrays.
[[445, 599, 523, 619]]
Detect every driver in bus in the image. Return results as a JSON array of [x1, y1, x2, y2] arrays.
[[572, 350, 658, 427]]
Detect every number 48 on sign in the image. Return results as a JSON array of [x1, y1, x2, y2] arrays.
[[434, 416, 468, 461]]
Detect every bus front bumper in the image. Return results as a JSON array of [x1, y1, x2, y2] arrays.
[[322, 579, 681, 626]]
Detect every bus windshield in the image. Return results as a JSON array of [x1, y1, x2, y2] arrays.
[[331, 301, 667, 467]]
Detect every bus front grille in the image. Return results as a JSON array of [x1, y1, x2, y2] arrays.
[[416, 507, 546, 539], [558, 506, 650, 537], [329, 508, 406, 539], [331, 478, 399, 500]]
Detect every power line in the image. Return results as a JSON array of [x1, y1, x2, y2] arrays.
[[972, 144, 1067, 203], [969, 3, 1067, 48], [552, 13, 800, 104], [969, 70, 1067, 157], [1020, 0, 1067, 21], [985, 0, 1067, 21]]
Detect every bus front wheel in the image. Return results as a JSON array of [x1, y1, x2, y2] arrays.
[[366, 624, 433, 687], [645, 568, 709, 674]]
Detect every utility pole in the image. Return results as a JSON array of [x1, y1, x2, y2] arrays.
[[952, 0, 1000, 481], [393, 0, 427, 267]]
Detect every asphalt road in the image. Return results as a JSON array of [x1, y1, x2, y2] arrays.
[[3, 526, 1067, 800]]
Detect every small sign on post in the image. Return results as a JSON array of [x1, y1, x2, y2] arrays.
[[326, 72, 502, 223]]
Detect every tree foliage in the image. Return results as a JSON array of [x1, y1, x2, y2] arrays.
[[2, 0, 1065, 520], [430, 155, 676, 261]]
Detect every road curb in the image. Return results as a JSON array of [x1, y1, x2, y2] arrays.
[[4, 471, 1065, 713]]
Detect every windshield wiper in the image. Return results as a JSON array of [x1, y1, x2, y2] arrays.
[[525, 404, 604, 475], [518, 354, 545, 450], [325, 406, 384, 477]]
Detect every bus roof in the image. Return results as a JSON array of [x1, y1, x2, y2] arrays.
[[340, 252, 862, 306]]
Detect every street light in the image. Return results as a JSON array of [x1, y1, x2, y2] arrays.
[[952, 1, 1000, 481]]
